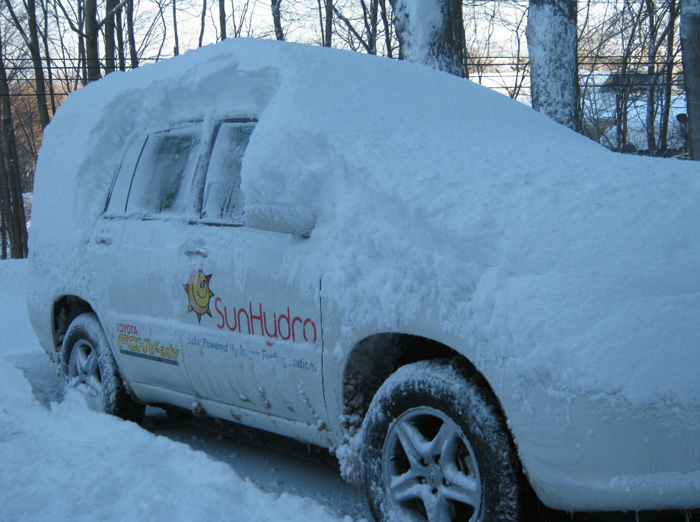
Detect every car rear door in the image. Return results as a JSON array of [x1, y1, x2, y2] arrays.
[[90, 124, 205, 401]]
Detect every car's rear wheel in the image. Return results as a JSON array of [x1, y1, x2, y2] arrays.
[[61, 313, 144, 423], [361, 360, 525, 522]]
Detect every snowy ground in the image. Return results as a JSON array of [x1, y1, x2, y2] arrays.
[[0, 260, 369, 522]]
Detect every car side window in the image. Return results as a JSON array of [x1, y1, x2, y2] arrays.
[[105, 136, 147, 216], [126, 126, 202, 216], [201, 121, 255, 224]]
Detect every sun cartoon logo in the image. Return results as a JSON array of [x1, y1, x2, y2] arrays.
[[184, 270, 214, 323]]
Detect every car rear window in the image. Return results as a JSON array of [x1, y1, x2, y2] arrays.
[[201, 121, 255, 224]]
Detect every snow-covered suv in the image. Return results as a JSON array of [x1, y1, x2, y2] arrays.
[[28, 39, 700, 521]]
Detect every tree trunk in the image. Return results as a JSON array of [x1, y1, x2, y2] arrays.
[[0, 156, 12, 260], [389, 0, 465, 77], [361, 0, 379, 54], [681, 0, 700, 159], [127, 0, 138, 68], [527, 0, 580, 132], [645, 0, 658, 155], [380, 0, 393, 58], [104, 0, 117, 74], [40, 0, 57, 114], [116, 6, 126, 71], [660, 0, 678, 155], [173, 0, 180, 56], [1, 204, 6, 259], [3, 0, 51, 127], [219, 0, 227, 40], [325, 0, 333, 47], [85, 0, 101, 82], [26, 0, 50, 127], [199, 0, 207, 47], [0, 32, 28, 258], [78, 1, 88, 84], [614, 1, 644, 151], [271, 0, 284, 41]]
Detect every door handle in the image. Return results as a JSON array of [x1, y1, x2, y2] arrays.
[[96, 236, 112, 245], [184, 247, 208, 258]]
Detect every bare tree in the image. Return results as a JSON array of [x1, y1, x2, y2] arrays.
[[323, 0, 333, 47], [658, 0, 679, 154], [271, 0, 284, 40], [39, 0, 57, 111], [231, 0, 253, 38], [389, 0, 465, 76], [219, 0, 226, 39], [527, 0, 580, 131], [199, 0, 207, 47], [0, 25, 28, 258], [681, 0, 700, 159], [173, 0, 180, 55], [104, 0, 117, 73], [116, 3, 126, 70], [127, 0, 138, 67], [85, 0, 100, 81], [3, 0, 51, 127]]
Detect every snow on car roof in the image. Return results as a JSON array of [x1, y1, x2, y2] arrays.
[[30, 38, 700, 408]]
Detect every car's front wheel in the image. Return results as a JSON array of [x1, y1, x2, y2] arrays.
[[61, 313, 144, 423], [361, 360, 525, 522]]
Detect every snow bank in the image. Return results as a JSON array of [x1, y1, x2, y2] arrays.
[[2, 260, 41, 358], [0, 360, 354, 522], [29, 38, 700, 415]]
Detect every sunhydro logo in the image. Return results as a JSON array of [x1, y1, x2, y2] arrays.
[[184, 270, 318, 346], [183, 270, 214, 323]]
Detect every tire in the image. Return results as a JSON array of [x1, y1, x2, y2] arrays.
[[361, 360, 525, 522], [61, 313, 145, 423]]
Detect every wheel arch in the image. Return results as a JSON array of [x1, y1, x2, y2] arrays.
[[52, 295, 95, 355], [339, 333, 508, 436], [341, 334, 537, 514]]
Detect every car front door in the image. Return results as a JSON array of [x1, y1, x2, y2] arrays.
[[154, 121, 327, 428]]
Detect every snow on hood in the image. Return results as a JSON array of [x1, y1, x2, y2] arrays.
[[30, 38, 700, 408]]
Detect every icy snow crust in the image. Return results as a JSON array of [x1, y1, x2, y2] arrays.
[[29, 39, 700, 509]]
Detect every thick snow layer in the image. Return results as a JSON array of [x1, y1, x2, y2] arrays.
[[2, 261, 358, 522], [30, 38, 700, 415], [392, 0, 444, 69]]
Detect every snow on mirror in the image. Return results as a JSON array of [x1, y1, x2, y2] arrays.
[[201, 121, 254, 224], [126, 126, 202, 216]]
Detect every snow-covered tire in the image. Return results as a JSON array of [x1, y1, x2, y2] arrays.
[[61, 313, 144, 423], [361, 360, 525, 522]]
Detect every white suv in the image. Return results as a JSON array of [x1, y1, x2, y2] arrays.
[[27, 39, 700, 521]]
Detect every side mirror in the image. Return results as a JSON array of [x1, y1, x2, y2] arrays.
[[246, 213, 314, 238]]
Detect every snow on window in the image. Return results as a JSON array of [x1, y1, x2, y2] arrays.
[[105, 136, 147, 216], [126, 126, 202, 216], [201, 121, 254, 223]]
